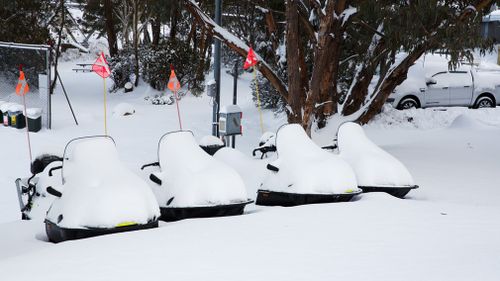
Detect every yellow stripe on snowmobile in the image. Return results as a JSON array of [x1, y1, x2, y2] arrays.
[[345, 189, 355, 193], [116, 221, 137, 227]]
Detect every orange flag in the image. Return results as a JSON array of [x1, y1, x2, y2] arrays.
[[16, 70, 29, 96], [243, 47, 258, 70], [168, 65, 181, 92], [92, 52, 111, 78]]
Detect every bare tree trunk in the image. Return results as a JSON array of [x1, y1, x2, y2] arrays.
[[104, 0, 118, 57], [358, 48, 428, 123], [286, 0, 302, 124], [302, 1, 344, 133], [151, 18, 161, 47], [170, 0, 179, 40]]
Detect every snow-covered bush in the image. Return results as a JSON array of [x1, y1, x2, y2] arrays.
[[251, 72, 286, 113], [140, 40, 208, 96], [108, 48, 135, 91]]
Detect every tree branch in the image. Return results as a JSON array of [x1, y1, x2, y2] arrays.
[[183, 0, 289, 102]]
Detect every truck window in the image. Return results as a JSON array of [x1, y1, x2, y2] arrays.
[[448, 72, 472, 87], [430, 72, 452, 88]]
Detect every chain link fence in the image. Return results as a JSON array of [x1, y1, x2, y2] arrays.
[[0, 42, 51, 129]]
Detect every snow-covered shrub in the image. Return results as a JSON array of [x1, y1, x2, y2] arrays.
[[140, 40, 208, 96], [108, 48, 135, 91], [251, 73, 286, 113]]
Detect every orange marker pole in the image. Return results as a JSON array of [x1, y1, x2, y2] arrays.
[[173, 90, 182, 130], [22, 92, 33, 165], [17, 66, 33, 167], [103, 77, 108, 136]]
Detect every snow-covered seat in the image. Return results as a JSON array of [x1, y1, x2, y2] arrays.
[[45, 136, 160, 243], [147, 131, 252, 221], [256, 124, 361, 206], [337, 122, 418, 198]]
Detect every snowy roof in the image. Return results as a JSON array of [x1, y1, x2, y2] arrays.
[[220, 105, 241, 114], [483, 10, 500, 22]]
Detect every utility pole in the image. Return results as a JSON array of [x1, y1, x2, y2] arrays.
[[212, 0, 222, 137], [231, 60, 238, 148]]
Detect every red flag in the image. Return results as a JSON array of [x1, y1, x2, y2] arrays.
[[92, 52, 111, 78], [15, 70, 30, 96], [168, 65, 181, 92], [243, 47, 258, 69]]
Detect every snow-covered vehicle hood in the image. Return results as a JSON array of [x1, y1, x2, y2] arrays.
[[154, 131, 248, 207], [261, 124, 359, 194], [46, 136, 160, 229]]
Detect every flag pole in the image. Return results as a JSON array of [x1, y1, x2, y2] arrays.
[[253, 65, 264, 134], [18, 65, 33, 166], [173, 89, 182, 130], [103, 77, 108, 136], [22, 91, 33, 165]]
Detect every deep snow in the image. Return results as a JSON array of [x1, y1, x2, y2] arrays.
[[1, 52, 500, 280]]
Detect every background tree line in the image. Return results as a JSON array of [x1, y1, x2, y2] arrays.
[[1, 0, 498, 131]]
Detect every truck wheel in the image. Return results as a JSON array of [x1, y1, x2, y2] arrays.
[[474, 96, 495, 109], [397, 98, 419, 110]]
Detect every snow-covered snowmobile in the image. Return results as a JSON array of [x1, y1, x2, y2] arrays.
[[256, 124, 362, 206], [142, 131, 252, 222], [199, 135, 225, 156], [16, 154, 64, 220], [252, 132, 276, 159], [43, 136, 160, 243], [337, 122, 418, 198]]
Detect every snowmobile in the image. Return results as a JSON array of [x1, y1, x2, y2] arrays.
[[256, 124, 362, 207], [16, 154, 64, 220], [337, 122, 418, 198], [43, 136, 160, 243], [199, 135, 225, 156], [142, 131, 253, 222], [252, 132, 276, 159]]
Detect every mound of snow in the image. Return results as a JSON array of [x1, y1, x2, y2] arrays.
[[338, 122, 415, 187], [155, 131, 247, 207], [261, 124, 359, 194], [448, 114, 491, 130], [214, 147, 272, 193], [199, 135, 224, 147], [112, 103, 136, 116], [46, 137, 159, 228], [368, 105, 500, 129]]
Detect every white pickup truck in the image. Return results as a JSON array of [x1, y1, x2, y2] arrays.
[[387, 66, 500, 110]]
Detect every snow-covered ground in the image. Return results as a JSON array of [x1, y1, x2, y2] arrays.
[[1, 54, 500, 280]]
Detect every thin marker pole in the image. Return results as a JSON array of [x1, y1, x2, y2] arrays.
[[103, 78, 108, 135], [174, 90, 183, 130], [22, 93, 33, 165], [253, 65, 264, 134]]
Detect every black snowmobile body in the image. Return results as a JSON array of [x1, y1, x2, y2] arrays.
[[45, 219, 158, 243], [255, 189, 360, 207], [159, 200, 253, 222], [359, 185, 419, 198]]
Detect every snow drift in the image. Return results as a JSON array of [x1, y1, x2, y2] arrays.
[[338, 122, 415, 187]]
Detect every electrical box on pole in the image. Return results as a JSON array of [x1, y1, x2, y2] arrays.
[[219, 105, 242, 136]]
